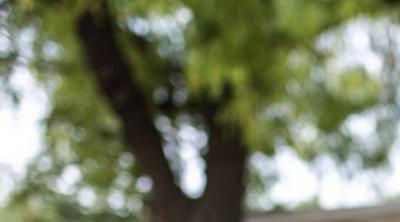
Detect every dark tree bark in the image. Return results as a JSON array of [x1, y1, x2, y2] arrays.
[[77, 9, 192, 222], [76, 6, 247, 222], [193, 122, 247, 222]]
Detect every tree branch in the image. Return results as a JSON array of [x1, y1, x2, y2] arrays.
[[76, 7, 191, 221]]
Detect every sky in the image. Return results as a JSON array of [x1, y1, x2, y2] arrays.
[[0, 67, 48, 204]]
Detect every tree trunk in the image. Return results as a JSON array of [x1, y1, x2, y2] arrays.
[[76, 5, 247, 222], [192, 122, 247, 222]]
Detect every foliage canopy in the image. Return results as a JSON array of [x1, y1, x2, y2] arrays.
[[1, 0, 400, 221]]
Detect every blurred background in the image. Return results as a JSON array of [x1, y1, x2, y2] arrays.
[[1, 0, 400, 221]]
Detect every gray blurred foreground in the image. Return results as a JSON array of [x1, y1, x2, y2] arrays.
[[246, 202, 400, 222]]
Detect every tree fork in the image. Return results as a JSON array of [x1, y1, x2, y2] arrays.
[[76, 5, 247, 222]]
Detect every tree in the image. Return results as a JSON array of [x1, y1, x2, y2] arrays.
[[1, 0, 400, 221]]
